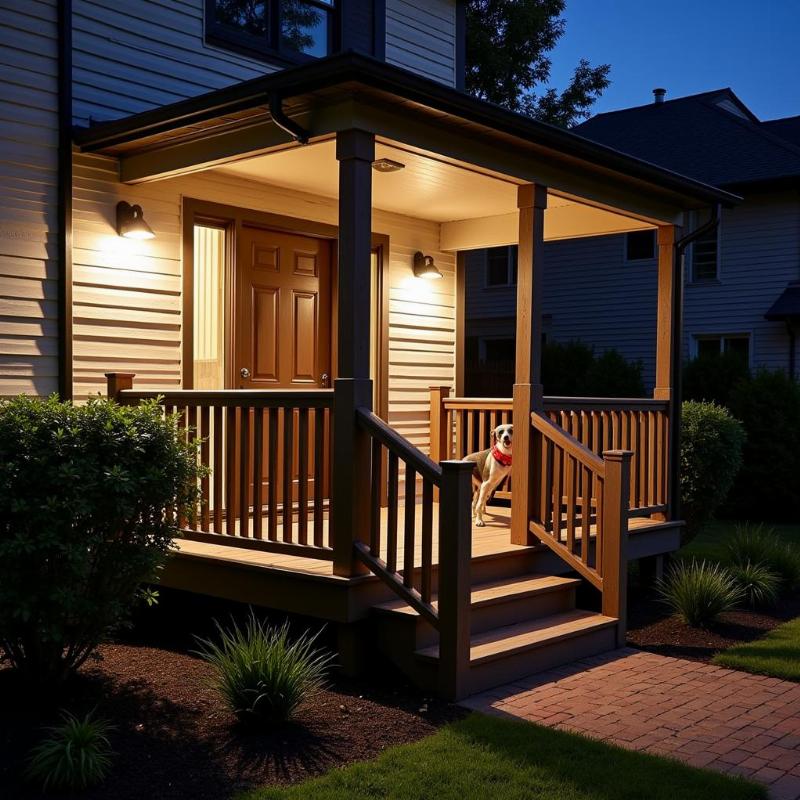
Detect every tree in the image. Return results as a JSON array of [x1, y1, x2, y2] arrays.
[[465, 0, 610, 127]]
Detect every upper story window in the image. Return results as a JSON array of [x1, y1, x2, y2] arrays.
[[625, 230, 656, 261], [207, 0, 336, 62], [690, 221, 720, 282], [485, 246, 518, 287]]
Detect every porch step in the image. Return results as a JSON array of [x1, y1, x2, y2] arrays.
[[415, 609, 618, 695], [375, 574, 580, 634]]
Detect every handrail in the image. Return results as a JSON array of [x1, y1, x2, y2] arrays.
[[531, 411, 605, 474], [357, 407, 442, 485], [118, 388, 334, 408], [544, 396, 668, 412]]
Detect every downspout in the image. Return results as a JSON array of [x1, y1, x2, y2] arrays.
[[57, 0, 73, 400], [669, 203, 721, 518], [268, 92, 310, 144]]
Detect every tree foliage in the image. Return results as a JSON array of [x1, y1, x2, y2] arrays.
[[465, 0, 610, 126]]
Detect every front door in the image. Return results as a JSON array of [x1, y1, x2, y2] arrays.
[[235, 225, 332, 389]]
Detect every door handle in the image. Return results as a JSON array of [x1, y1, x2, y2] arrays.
[[240, 367, 251, 379], [321, 373, 330, 388]]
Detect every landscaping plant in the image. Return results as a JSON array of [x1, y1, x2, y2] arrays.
[[727, 523, 800, 591], [0, 395, 202, 686], [728, 561, 781, 609], [680, 401, 745, 540], [26, 710, 114, 792], [195, 614, 334, 727], [657, 560, 744, 627]]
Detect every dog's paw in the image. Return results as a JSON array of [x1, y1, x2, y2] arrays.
[[474, 518, 485, 527]]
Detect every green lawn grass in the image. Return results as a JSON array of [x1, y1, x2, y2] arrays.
[[238, 713, 765, 800], [713, 616, 800, 681], [680, 519, 800, 564]]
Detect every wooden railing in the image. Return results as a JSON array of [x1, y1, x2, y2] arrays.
[[107, 374, 334, 561], [430, 388, 669, 515], [530, 411, 631, 632], [355, 407, 474, 698]]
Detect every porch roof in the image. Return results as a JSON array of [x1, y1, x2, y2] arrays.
[[74, 52, 738, 222]]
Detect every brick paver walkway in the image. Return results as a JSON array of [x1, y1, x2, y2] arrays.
[[461, 648, 800, 800]]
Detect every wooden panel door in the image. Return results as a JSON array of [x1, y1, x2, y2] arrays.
[[234, 226, 333, 527], [236, 225, 332, 389]]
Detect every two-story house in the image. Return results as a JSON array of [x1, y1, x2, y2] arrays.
[[465, 88, 800, 392], [0, 1, 735, 699]]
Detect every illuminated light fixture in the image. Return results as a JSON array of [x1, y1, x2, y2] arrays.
[[116, 201, 155, 239], [413, 251, 443, 280], [372, 157, 405, 173]]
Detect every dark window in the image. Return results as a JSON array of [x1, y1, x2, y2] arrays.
[[696, 335, 749, 363], [207, 0, 336, 62], [625, 230, 656, 261], [485, 246, 517, 286], [691, 226, 719, 281], [482, 338, 515, 365]]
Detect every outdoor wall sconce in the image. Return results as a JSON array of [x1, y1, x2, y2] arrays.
[[372, 157, 405, 173], [116, 201, 155, 240], [413, 251, 443, 280]]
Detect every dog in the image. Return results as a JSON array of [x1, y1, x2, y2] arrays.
[[462, 423, 513, 527]]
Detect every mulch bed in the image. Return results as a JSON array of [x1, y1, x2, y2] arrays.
[[0, 643, 463, 800], [627, 592, 800, 662]]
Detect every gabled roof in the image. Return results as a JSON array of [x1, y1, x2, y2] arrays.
[[765, 281, 800, 321], [574, 89, 800, 190]]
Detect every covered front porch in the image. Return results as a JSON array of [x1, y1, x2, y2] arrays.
[[80, 53, 734, 699]]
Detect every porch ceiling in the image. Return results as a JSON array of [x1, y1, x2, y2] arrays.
[[215, 139, 654, 246]]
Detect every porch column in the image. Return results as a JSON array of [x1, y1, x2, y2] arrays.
[[654, 224, 682, 518], [511, 183, 547, 546], [332, 129, 375, 577]]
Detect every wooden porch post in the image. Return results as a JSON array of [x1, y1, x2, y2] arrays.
[[429, 385, 450, 463], [654, 224, 681, 518], [511, 183, 547, 546], [105, 372, 135, 400], [332, 129, 375, 578]]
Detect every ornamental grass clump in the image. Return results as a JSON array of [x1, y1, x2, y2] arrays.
[[727, 523, 800, 591], [728, 561, 781, 609], [657, 560, 743, 628], [0, 395, 202, 687], [26, 710, 114, 792], [195, 614, 334, 727]]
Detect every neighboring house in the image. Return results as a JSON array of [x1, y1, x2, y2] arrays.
[[465, 89, 800, 391], [0, 1, 734, 699]]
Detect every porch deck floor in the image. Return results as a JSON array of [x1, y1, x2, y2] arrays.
[[175, 504, 525, 578]]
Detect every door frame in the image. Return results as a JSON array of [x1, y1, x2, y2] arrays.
[[182, 197, 390, 419]]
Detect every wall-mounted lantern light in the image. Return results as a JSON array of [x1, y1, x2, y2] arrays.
[[372, 158, 405, 173], [413, 251, 443, 280], [116, 201, 155, 240]]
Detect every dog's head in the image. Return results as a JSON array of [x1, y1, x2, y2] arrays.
[[491, 423, 513, 453]]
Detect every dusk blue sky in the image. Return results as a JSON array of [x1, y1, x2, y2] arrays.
[[548, 0, 800, 122]]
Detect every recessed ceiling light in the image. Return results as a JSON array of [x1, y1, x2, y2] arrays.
[[372, 158, 405, 173]]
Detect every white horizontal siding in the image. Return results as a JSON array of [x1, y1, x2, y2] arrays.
[[71, 152, 455, 451], [385, 0, 456, 87], [72, 0, 274, 127], [0, 0, 59, 397]]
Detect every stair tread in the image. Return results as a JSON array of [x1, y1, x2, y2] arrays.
[[374, 574, 581, 617], [416, 610, 617, 664]]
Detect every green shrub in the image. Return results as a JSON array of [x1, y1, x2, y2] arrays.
[[542, 340, 645, 397], [728, 561, 781, 608], [26, 710, 114, 792], [657, 560, 743, 627], [0, 395, 202, 686], [683, 352, 751, 408], [726, 369, 800, 521], [727, 523, 800, 590], [195, 615, 333, 727], [680, 401, 745, 539], [585, 348, 645, 398]]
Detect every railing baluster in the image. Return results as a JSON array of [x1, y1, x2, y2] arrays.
[[298, 407, 309, 545], [225, 406, 237, 536], [566, 453, 576, 553], [387, 451, 399, 573], [421, 480, 433, 604], [581, 464, 591, 563], [268, 408, 278, 541], [403, 464, 416, 587], [314, 407, 325, 547], [283, 408, 293, 542], [253, 406, 264, 540], [369, 438, 382, 554], [213, 405, 223, 533], [187, 405, 198, 530], [200, 405, 210, 531], [552, 445, 562, 542], [239, 405, 250, 539]]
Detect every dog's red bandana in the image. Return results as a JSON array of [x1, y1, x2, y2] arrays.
[[490, 445, 512, 467]]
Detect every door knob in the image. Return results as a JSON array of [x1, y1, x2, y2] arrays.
[[321, 373, 330, 388], [240, 367, 251, 379]]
